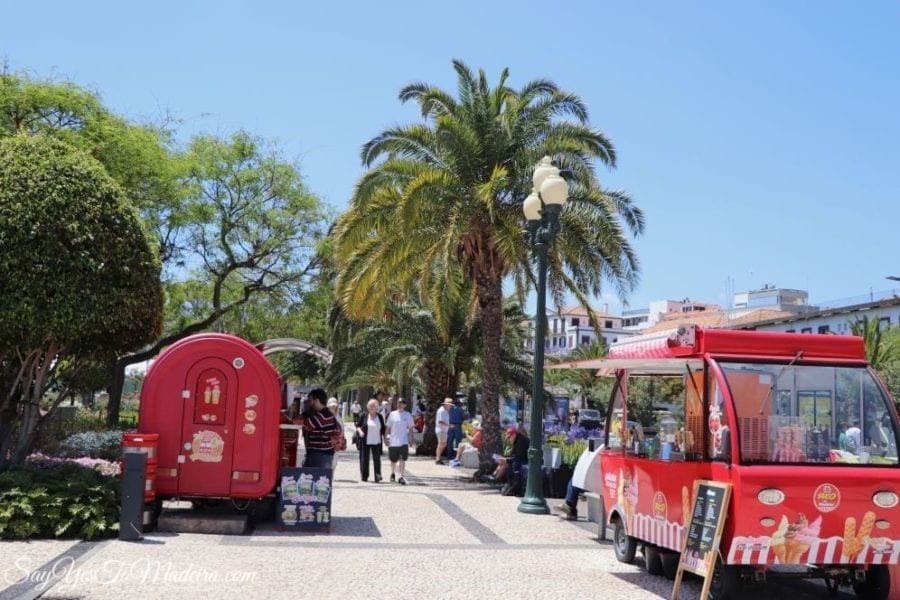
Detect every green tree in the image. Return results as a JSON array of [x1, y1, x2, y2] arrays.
[[0, 69, 187, 265], [547, 341, 612, 412], [850, 316, 898, 370], [327, 294, 531, 456], [0, 135, 163, 468], [334, 60, 643, 462], [106, 131, 329, 424]]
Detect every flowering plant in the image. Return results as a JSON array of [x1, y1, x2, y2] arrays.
[[545, 424, 603, 467], [26, 452, 121, 477]]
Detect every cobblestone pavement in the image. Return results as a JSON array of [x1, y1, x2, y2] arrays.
[[0, 452, 866, 600]]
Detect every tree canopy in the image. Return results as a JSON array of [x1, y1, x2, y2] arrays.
[[334, 60, 643, 466], [0, 134, 163, 467]]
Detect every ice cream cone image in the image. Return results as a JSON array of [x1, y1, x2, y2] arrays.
[[204, 386, 212, 404], [211, 384, 220, 405], [842, 516, 859, 560], [784, 540, 810, 563], [681, 486, 691, 526], [857, 511, 876, 543], [770, 515, 789, 563]]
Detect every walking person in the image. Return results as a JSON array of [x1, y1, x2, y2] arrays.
[[327, 397, 344, 474], [447, 399, 467, 459], [386, 398, 416, 484], [435, 398, 452, 465], [350, 398, 362, 421], [299, 388, 340, 469], [355, 399, 386, 482]]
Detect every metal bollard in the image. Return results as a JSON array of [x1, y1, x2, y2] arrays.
[[119, 452, 146, 541]]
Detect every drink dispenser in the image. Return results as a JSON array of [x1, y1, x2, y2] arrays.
[[659, 413, 677, 460]]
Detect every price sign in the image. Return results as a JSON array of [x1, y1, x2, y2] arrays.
[[672, 480, 732, 600]]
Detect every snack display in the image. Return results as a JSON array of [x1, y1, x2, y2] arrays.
[[315, 475, 331, 502], [281, 505, 297, 525]]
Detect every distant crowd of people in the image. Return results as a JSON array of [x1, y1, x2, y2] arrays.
[[288, 390, 538, 499]]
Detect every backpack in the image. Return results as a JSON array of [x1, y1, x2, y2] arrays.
[[331, 425, 347, 452]]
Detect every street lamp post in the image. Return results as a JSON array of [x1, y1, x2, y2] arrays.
[[518, 156, 568, 515]]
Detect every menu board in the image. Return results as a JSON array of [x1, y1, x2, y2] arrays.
[[671, 480, 732, 600], [278, 467, 332, 530]]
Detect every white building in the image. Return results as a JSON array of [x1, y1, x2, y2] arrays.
[[522, 305, 633, 356]]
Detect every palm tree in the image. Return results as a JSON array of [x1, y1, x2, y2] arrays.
[[327, 295, 531, 455], [334, 60, 643, 462], [850, 316, 897, 370], [547, 341, 610, 411]]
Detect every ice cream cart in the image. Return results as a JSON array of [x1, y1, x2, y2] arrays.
[[557, 325, 899, 599]]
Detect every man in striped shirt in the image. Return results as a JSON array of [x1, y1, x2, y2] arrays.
[[301, 388, 341, 469]]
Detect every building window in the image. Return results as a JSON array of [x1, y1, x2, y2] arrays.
[[879, 317, 890, 331], [560, 337, 566, 348], [571, 318, 580, 327], [801, 327, 812, 334], [581, 336, 590, 345], [605, 320, 613, 328], [818, 325, 830, 334]]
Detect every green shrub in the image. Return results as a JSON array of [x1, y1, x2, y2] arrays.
[[0, 463, 120, 540], [58, 430, 124, 460]]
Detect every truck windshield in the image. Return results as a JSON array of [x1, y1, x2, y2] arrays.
[[718, 361, 898, 466]]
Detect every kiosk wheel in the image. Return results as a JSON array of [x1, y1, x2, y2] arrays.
[[852, 565, 890, 600], [612, 515, 637, 564], [643, 545, 664, 576], [707, 554, 741, 600]]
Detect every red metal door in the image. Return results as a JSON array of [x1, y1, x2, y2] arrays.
[[177, 357, 237, 496]]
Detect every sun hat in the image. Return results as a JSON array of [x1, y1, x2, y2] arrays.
[[441, 398, 454, 406], [327, 397, 338, 407]]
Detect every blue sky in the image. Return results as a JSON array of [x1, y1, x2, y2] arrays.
[[4, 1, 899, 314]]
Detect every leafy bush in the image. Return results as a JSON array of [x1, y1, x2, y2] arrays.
[[58, 430, 124, 460], [0, 463, 120, 540]]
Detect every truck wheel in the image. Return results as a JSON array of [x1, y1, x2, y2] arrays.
[[708, 555, 741, 600], [612, 516, 637, 563], [852, 565, 890, 600], [644, 545, 664, 576]]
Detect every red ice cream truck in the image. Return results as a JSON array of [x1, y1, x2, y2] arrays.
[[137, 333, 333, 512], [567, 326, 898, 599]]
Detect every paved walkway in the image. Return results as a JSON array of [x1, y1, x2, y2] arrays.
[[0, 451, 861, 600]]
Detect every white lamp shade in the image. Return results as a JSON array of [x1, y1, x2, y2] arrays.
[[540, 172, 569, 206], [523, 190, 541, 221], [532, 156, 557, 192]]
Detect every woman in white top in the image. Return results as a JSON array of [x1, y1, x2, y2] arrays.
[[355, 399, 386, 482]]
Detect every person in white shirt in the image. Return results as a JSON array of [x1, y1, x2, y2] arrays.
[[435, 398, 452, 465], [845, 418, 862, 455], [386, 398, 416, 484]]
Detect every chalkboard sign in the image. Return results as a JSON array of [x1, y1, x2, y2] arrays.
[[671, 480, 732, 600], [278, 466, 333, 531]]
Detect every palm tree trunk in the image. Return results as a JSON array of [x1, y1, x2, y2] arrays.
[[418, 361, 455, 455], [474, 270, 504, 473]]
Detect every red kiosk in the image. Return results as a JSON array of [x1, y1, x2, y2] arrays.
[[138, 333, 333, 511]]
